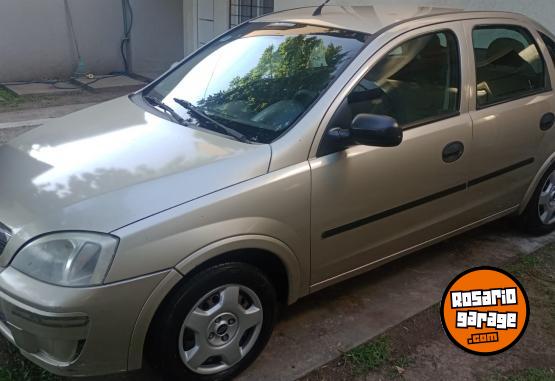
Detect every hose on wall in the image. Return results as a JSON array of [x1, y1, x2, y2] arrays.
[[1, 0, 135, 87], [120, 0, 134, 74], [64, 0, 84, 75]]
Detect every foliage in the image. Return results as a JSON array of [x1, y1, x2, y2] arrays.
[[345, 336, 391, 374], [0, 344, 58, 381], [199, 35, 347, 114], [0, 87, 20, 107]]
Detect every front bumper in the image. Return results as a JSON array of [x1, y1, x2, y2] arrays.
[[0, 267, 168, 377]]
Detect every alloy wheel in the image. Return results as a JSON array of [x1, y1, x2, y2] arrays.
[[178, 284, 263, 375], [538, 170, 555, 225]]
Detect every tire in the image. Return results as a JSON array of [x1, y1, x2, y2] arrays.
[[147, 262, 277, 381], [520, 164, 555, 235]]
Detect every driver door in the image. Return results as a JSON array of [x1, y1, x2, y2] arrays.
[[310, 23, 474, 288]]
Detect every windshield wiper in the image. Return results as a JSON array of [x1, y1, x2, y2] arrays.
[[173, 98, 251, 143], [144, 95, 186, 125]]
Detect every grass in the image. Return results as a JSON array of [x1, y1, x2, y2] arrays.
[[312, 245, 555, 381], [0, 344, 59, 381], [509, 245, 555, 331], [0, 87, 21, 107], [345, 336, 391, 374], [485, 368, 555, 381]]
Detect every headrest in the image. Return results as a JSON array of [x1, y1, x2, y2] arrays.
[[419, 34, 443, 57], [487, 38, 525, 61]]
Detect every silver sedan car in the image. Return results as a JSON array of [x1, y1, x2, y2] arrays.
[[1, 5, 555, 380]]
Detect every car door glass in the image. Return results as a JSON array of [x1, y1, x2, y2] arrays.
[[473, 26, 546, 108], [343, 30, 461, 128], [539, 32, 555, 65]]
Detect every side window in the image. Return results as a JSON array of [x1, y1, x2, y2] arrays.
[[540, 32, 555, 65], [342, 30, 461, 128], [473, 25, 546, 108]]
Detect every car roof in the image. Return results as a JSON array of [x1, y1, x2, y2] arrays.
[[256, 5, 532, 35]]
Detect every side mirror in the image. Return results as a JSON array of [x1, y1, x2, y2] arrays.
[[350, 114, 403, 147]]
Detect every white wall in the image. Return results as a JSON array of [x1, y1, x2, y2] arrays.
[[275, 0, 555, 33], [130, 0, 184, 79], [0, 0, 125, 82], [0, 0, 186, 82], [183, 0, 230, 57]]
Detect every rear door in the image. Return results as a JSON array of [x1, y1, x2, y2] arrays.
[[463, 20, 555, 220]]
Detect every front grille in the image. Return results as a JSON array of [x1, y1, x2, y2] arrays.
[[0, 223, 11, 256]]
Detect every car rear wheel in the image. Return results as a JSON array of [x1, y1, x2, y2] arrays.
[[520, 165, 555, 235], [147, 262, 277, 381]]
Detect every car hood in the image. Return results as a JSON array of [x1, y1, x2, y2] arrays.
[[0, 96, 271, 248]]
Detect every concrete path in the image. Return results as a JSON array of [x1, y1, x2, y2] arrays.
[[0, 102, 97, 128], [237, 219, 555, 381]]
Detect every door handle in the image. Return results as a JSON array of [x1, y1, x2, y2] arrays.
[[540, 112, 555, 131], [442, 142, 465, 163]]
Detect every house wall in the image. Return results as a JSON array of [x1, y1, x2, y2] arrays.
[[0, 0, 185, 83], [0, 0, 125, 82], [274, 0, 555, 34], [183, 0, 230, 58], [129, 0, 185, 79]]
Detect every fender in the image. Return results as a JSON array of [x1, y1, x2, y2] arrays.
[[174, 234, 304, 305], [126, 235, 304, 371], [127, 269, 183, 371], [519, 152, 555, 214]]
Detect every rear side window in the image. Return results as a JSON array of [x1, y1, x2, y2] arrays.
[[342, 30, 460, 128], [540, 32, 555, 64], [473, 25, 547, 108]]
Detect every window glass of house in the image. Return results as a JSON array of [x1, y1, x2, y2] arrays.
[[473, 26, 546, 107], [344, 31, 460, 127]]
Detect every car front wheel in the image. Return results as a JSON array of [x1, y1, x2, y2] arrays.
[[148, 262, 277, 381], [520, 164, 555, 235]]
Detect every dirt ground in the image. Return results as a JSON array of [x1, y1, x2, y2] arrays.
[[301, 246, 555, 381], [0, 126, 35, 144], [0, 87, 136, 114], [0, 86, 133, 144]]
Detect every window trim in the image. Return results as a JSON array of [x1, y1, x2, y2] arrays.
[[471, 24, 552, 111], [539, 31, 555, 69], [402, 111, 461, 132]]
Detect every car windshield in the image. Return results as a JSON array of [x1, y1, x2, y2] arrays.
[[144, 22, 371, 143]]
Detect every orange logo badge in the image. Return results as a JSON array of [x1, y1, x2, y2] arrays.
[[441, 267, 529, 355]]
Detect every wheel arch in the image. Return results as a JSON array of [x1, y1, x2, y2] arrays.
[[127, 235, 304, 371], [519, 152, 555, 214]]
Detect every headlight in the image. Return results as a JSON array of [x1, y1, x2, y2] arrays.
[[11, 232, 119, 287]]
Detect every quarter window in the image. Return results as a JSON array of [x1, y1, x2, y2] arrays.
[[473, 26, 546, 108], [340, 30, 461, 128]]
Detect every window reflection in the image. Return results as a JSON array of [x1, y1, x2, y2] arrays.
[[146, 23, 371, 143]]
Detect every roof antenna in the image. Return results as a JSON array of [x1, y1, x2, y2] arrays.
[[313, 0, 331, 16]]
